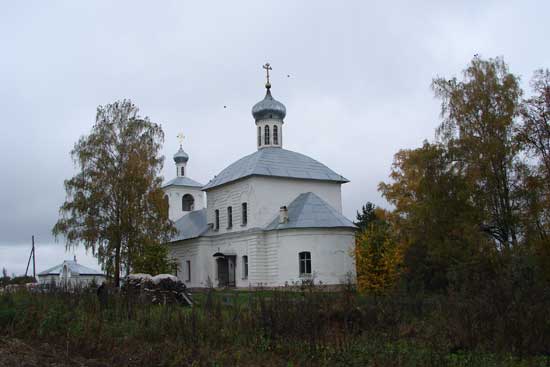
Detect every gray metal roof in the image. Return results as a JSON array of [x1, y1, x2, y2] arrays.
[[162, 176, 204, 189], [172, 208, 209, 241], [252, 88, 286, 121], [38, 260, 104, 276], [265, 192, 356, 231], [202, 147, 349, 190]]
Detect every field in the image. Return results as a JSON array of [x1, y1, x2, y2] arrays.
[[0, 285, 549, 367]]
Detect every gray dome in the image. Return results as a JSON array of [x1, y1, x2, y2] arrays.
[[173, 146, 189, 163], [251, 89, 286, 121]]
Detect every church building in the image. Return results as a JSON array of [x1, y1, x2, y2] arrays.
[[164, 64, 356, 288]]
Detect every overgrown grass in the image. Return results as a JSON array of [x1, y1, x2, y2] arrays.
[[0, 286, 548, 366]]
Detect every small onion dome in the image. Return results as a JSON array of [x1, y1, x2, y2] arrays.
[[251, 88, 286, 121], [173, 146, 189, 163]]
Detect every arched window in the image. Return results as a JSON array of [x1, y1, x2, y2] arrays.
[[264, 125, 270, 145], [163, 195, 169, 218], [258, 126, 262, 147], [227, 206, 233, 228], [273, 125, 278, 145], [214, 210, 220, 230], [180, 166, 185, 176], [182, 194, 195, 211], [299, 251, 311, 276]]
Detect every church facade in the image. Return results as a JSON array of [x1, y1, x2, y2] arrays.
[[164, 68, 356, 288]]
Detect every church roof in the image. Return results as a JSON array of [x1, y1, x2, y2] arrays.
[[202, 147, 349, 190], [172, 208, 209, 241], [38, 261, 104, 276], [162, 176, 204, 189], [265, 192, 356, 231]]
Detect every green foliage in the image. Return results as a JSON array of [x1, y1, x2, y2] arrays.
[[354, 202, 377, 231], [52, 100, 176, 286], [1, 288, 549, 366]]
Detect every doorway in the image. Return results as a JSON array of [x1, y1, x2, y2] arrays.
[[216, 255, 236, 287]]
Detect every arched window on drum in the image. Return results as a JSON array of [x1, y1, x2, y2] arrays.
[[182, 194, 195, 212]]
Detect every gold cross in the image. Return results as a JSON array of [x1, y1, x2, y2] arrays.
[[263, 63, 272, 86], [177, 132, 185, 146]]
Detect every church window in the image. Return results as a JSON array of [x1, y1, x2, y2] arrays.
[[227, 206, 233, 228], [215, 210, 220, 230], [264, 125, 270, 145], [258, 126, 262, 147], [241, 202, 248, 226], [273, 125, 278, 145], [186, 260, 191, 282], [181, 166, 185, 176], [182, 194, 194, 211], [163, 195, 169, 217], [243, 255, 248, 279], [299, 252, 311, 276]]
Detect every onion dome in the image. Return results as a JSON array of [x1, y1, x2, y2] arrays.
[[251, 88, 286, 121], [173, 146, 189, 163]]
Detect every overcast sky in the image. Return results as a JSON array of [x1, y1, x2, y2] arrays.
[[1, 1, 548, 275]]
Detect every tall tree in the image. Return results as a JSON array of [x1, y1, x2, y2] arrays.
[[380, 142, 486, 290], [432, 57, 522, 249], [53, 100, 175, 286], [354, 202, 377, 231]]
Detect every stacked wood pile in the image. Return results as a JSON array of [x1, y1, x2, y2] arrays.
[[122, 273, 193, 306]]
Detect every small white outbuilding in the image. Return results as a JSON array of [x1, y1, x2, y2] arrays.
[[37, 257, 105, 288]]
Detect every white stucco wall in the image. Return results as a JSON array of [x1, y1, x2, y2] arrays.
[[205, 176, 342, 235], [268, 228, 356, 286], [169, 227, 356, 288], [38, 274, 106, 287], [164, 186, 206, 222]]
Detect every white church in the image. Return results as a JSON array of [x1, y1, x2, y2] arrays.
[[163, 65, 356, 288]]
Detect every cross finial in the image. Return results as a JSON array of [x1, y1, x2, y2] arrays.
[[263, 62, 272, 89], [177, 132, 185, 147]]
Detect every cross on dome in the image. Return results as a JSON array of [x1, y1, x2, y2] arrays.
[[263, 63, 272, 89]]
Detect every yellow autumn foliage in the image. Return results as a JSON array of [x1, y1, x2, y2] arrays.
[[355, 224, 403, 294]]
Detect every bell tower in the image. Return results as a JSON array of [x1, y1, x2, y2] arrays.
[[162, 134, 205, 222]]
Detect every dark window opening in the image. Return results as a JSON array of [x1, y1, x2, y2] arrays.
[[242, 202, 248, 226], [163, 195, 169, 218], [273, 125, 278, 145], [186, 260, 191, 282], [227, 206, 233, 228], [258, 126, 262, 146], [215, 210, 220, 230], [264, 125, 270, 145], [243, 255, 248, 279], [299, 252, 311, 275], [181, 166, 185, 176], [182, 194, 194, 211]]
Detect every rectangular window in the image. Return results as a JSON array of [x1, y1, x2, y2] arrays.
[[227, 206, 233, 228], [241, 202, 248, 226], [215, 210, 220, 230], [299, 252, 311, 276], [243, 255, 248, 279], [186, 260, 191, 282]]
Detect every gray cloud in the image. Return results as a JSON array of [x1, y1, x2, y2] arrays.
[[1, 0, 548, 273]]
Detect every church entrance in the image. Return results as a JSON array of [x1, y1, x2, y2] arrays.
[[216, 255, 236, 287]]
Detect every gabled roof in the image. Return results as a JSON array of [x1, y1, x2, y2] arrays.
[[265, 192, 356, 231], [172, 208, 209, 241], [202, 147, 349, 190], [162, 176, 204, 189], [38, 260, 104, 276]]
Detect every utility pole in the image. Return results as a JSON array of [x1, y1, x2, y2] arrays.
[[25, 235, 36, 280]]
